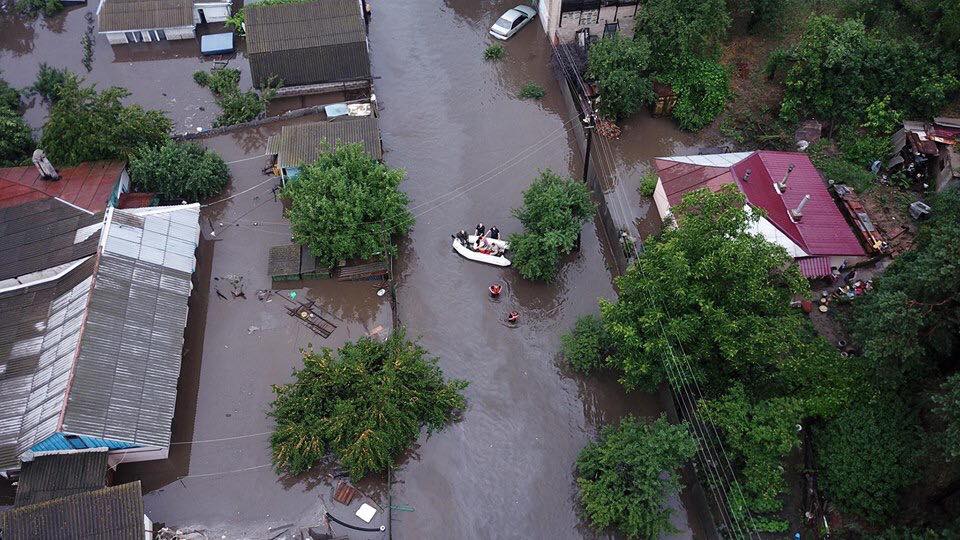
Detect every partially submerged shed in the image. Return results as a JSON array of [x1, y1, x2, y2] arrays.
[[245, 0, 371, 94], [267, 116, 382, 181], [2, 481, 148, 540]]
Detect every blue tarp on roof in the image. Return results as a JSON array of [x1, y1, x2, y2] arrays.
[[31, 432, 139, 452]]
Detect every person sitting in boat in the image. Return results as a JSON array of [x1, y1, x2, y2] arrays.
[[454, 229, 469, 245], [489, 226, 501, 240]]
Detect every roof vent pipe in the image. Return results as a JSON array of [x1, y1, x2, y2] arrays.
[[32, 149, 60, 181], [776, 163, 795, 193], [742, 168, 752, 182], [790, 194, 811, 221]]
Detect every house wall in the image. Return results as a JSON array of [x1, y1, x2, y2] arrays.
[[106, 445, 168, 467], [194, 2, 232, 24], [111, 168, 130, 207], [653, 178, 671, 221], [102, 26, 195, 44], [555, 3, 638, 43]]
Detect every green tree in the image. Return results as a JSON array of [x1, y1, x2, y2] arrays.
[[193, 67, 276, 127], [40, 78, 171, 166], [269, 330, 467, 480], [666, 58, 729, 131], [576, 415, 697, 539], [634, 0, 730, 73], [700, 384, 800, 532], [0, 77, 20, 112], [815, 396, 921, 524], [562, 314, 612, 373], [933, 374, 960, 461], [508, 170, 595, 282], [0, 107, 33, 167], [777, 16, 958, 123], [15, 0, 62, 16], [600, 185, 806, 392], [587, 36, 654, 120], [30, 63, 72, 102], [128, 141, 230, 202], [283, 143, 413, 268]]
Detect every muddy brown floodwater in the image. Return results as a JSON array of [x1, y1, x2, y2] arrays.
[[371, 0, 705, 538], [0, 2, 250, 133]]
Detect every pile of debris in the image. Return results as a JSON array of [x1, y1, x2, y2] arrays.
[[595, 117, 621, 140], [888, 117, 960, 192]]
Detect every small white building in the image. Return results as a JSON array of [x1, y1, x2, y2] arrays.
[[97, 0, 231, 44]]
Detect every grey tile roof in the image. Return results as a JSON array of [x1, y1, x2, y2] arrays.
[[246, 0, 370, 88], [0, 198, 102, 285], [0, 258, 96, 471], [61, 206, 200, 449], [275, 117, 382, 169], [14, 449, 109, 506], [98, 0, 194, 33], [1, 481, 145, 540]]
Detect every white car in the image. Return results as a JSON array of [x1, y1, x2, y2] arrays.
[[489, 5, 537, 40]]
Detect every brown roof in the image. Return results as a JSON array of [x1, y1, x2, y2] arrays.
[[98, 0, 194, 32], [1, 481, 145, 540], [246, 0, 370, 88], [14, 450, 109, 507], [275, 117, 382, 169], [653, 158, 735, 206], [0, 161, 125, 213]]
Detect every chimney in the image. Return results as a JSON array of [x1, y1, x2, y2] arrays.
[[790, 194, 811, 221], [742, 168, 752, 183], [775, 163, 795, 193], [32, 149, 60, 181]]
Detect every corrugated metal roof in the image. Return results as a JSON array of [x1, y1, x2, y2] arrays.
[[246, 0, 370, 88], [2, 481, 145, 540], [59, 205, 199, 450], [0, 198, 102, 284], [276, 117, 382, 169], [14, 449, 108, 506], [0, 259, 96, 470], [98, 0, 193, 32]]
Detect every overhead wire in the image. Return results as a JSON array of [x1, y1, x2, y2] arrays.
[[555, 42, 757, 538]]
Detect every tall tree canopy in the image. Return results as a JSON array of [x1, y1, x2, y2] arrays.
[[587, 36, 654, 120], [507, 170, 595, 282], [0, 76, 32, 167], [128, 141, 230, 203], [269, 330, 467, 480], [283, 143, 413, 268], [576, 415, 697, 539], [40, 77, 171, 166], [634, 0, 730, 73]]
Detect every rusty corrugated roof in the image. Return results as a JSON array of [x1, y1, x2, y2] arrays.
[[2, 481, 144, 539], [0, 161, 125, 213], [98, 0, 193, 32]]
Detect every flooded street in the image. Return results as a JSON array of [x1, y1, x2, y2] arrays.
[[0, 3, 250, 133], [371, 0, 704, 537]]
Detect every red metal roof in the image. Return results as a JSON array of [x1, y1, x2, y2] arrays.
[[0, 161, 125, 213], [656, 151, 866, 258], [797, 256, 832, 279], [653, 158, 735, 206], [117, 192, 155, 209]]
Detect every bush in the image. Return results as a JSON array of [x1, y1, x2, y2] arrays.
[[507, 170, 595, 281], [861, 95, 903, 136], [30, 63, 72, 102], [634, 0, 730, 73], [129, 141, 229, 202], [40, 77, 172, 166], [587, 36, 654, 120], [519, 83, 545, 100], [639, 172, 658, 197], [0, 107, 33, 166], [576, 415, 697, 539], [667, 58, 729, 131], [778, 16, 959, 123], [15, 0, 62, 16], [809, 141, 876, 192], [270, 330, 467, 480], [194, 68, 274, 127], [562, 315, 611, 372], [837, 130, 889, 169], [483, 44, 504, 60], [0, 77, 21, 112], [283, 143, 413, 267], [816, 396, 921, 524]]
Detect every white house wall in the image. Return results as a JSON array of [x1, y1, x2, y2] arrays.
[[102, 26, 195, 44], [748, 213, 809, 258], [653, 178, 671, 221], [194, 2, 231, 24]]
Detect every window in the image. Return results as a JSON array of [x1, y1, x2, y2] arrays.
[[124, 32, 136, 43], [150, 30, 166, 41], [513, 15, 526, 28]]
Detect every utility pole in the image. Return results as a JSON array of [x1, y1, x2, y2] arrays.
[[582, 111, 595, 184]]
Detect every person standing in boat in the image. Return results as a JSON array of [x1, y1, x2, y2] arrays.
[[489, 226, 500, 240], [475, 223, 486, 239]]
